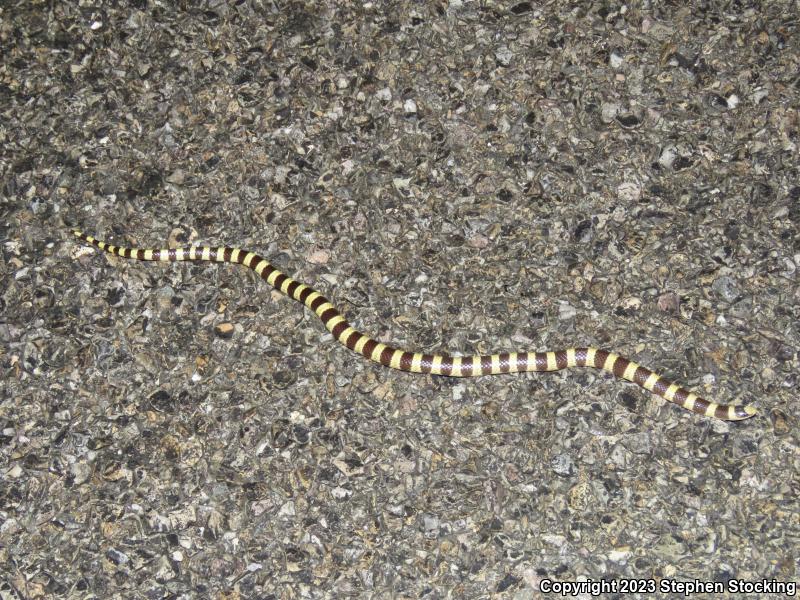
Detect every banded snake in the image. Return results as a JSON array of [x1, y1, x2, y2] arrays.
[[73, 230, 756, 421]]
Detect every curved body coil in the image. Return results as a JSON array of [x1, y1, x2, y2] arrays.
[[73, 231, 756, 421]]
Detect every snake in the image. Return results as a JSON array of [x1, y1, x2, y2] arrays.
[[72, 230, 756, 421]]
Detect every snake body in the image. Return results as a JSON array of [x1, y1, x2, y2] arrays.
[[73, 230, 756, 421]]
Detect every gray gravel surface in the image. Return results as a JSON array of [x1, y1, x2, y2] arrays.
[[1, 2, 798, 598]]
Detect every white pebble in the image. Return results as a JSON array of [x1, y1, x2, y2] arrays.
[[617, 181, 642, 202], [558, 302, 577, 320]]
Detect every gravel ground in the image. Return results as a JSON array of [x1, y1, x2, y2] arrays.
[[2, 1, 798, 598]]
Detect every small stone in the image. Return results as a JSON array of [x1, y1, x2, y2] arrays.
[[750, 88, 769, 104], [331, 486, 352, 499], [711, 276, 739, 302], [278, 501, 295, 516], [608, 546, 631, 562], [657, 292, 680, 313], [214, 322, 234, 339], [106, 548, 130, 565], [708, 93, 729, 111], [617, 181, 642, 202], [558, 302, 576, 320], [495, 46, 513, 66], [166, 169, 185, 184], [621, 296, 642, 311], [658, 145, 678, 168], [307, 248, 330, 265], [467, 234, 489, 249], [551, 453, 574, 476], [770, 410, 790, 435], [600, 102, 620, 123], [393, 177, 413, 196], [422, 514, 440, 535]]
